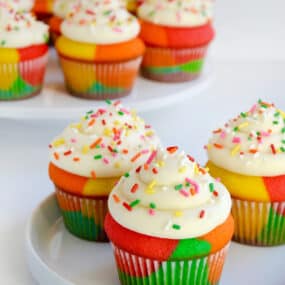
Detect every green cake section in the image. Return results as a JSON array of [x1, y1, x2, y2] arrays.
[[258, 206, 285, 245], [0, 77, 38, 100], [170, 239, 211, 260], [144, 59, 204, 75], [117, 258, 219, 285], [61, 210, 108, 241], [88, 82, 125, 94]]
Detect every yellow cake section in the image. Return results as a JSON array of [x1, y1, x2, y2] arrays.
[[0, 48, 19, 63], [83, 177, 118, 196], [56, 36, 96, 61], [207, 161, 270, 202]]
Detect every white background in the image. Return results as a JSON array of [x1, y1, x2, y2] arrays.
[[1, 0, 285, 284]]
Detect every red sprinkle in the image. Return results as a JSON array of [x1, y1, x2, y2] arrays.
[[73, 157, 80, 162], [64, 150, 72, 156], [167, 146, 178, 154], [270, 144, 276, 155], [91, 170, 97, 180], [199, 210, 205, 218], [136, 166, 142, 173], [152, 168, 158, 174], [131, 183, 139, 193], [187, 155, 195, 162], [123, 202, 132, 211], [213, 191, 219, 197]]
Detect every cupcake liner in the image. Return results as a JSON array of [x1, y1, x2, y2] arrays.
[[141, 45, 208, 83], [231, 197, 285, 246], [0, 52, 48, 100], [112, 243, 229, 285], [55, 187, 109, 242], [58, 55, 142, 100]]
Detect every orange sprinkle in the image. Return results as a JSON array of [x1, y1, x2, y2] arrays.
[[214, 143, 223, 149], [53, 152, 59, 160], [113, 194, 120, 203], [213, 128, 222, 134], [167, 146, 178, 154], [122, 149, 129, 154], [190, 188, 196, 196], [88, 119, 96, 127], [91, 170, 97, 180], [249, 149, 258, 154], [144, 164, 149, 170], [73, 157, 80, 162], [131, 152, 142, 162], [199, 167, 207, 175], [90, 138, 102, 149]]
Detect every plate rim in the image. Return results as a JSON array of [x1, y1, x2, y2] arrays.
[[25, 194, 74, 285]]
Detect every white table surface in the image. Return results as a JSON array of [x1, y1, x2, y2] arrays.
[[1, 58, 285, 285]]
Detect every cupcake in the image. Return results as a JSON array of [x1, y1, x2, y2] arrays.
[[105, 147, 234, 284], [207, 100, 285, 246], [55, 0, 145, 100], [0, 4, 49, 100], [138, 0, 214, 82], [49, 0, 79, 43], [3, 0, 34, 12], [32, 0, 54, 23], [49, 101, 160, 241]]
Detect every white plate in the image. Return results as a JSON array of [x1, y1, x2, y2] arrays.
[[26, 194, 285, 285], [0, 49, 212, 120]]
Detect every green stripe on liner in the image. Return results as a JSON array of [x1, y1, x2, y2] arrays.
[[61, 210, 107, 241], [0, 76, 38, 100], [144, 59, 204, 75], [88, 82, 125, 94]]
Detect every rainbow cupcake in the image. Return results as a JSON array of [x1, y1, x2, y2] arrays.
[[105, 147, 234, 284], [207, 100, 285, 246], [49, 101, 160, 241], [138, 0, 214, 82], [0, 3, 49, 100], [55, 0, 145, 100]]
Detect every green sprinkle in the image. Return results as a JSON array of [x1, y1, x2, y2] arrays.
[[0, 40, 6, 46], [233, 126, 239, 132], [118, 111, 124, 116], [248, 136, 252, 141], [105, 99, 112, 105], [256, 131, 261, 136], [95, 145, 101, 149], [148, 10, 155, 17], [130, 199, 140, 208], [124, 172, 130, 178], [273, 121, 279, 125], [185, 182, 190, 187], [43, 33, 49, 43], [274, 112, 281, 117], [172, 224, 181, 230], [280, 147, 285, 153], [240, 112, 247, 118], [103, 10, 112, 16], [282, 128, 285, 134], [149, 202, 156, 209], [86, 110, 93, 114], [174, 184, 183, 190], [94, 154, 102, 160], [209, 183, 215, 192]]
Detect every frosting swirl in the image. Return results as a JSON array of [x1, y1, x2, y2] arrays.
[[0, 5, 49, 48], [2, 0, 34, 12], [61, 0, 140, 44], [207, 100, 285, 176], [138, 0, 213, 27], [49, 102, 160, 178], [108, 147, 231, 239]]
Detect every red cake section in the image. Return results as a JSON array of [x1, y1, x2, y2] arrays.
[[263, 175, 285, 203], [18, 44, 48, 61]]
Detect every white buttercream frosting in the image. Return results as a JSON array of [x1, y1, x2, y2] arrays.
[[49, 102, 160, 178], [2, 0, 34, 12], [0, 4, 49, 48], [53, 0, 81, 18], [108, 147, 231, 239], [61, 0, 140, 44], [207, 100, 285, 176], [138, 0, 213, 27]]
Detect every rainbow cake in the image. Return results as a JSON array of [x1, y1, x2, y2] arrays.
[[138, 0, 214, 82], [105, 147, 234, 284], [55, 0, 145, 100], [49, 101, 160, 241], [207, 100, 285, 246], [0, 3, 49, 100]]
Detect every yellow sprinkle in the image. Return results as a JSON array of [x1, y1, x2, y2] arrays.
[[148, 180, 157, 189], [103, 128, 112, 136], [145, 131, 154, 137], [206, 144, 212, 150], [174, 211, 183, 217], [145, 188, 156, 194], [238, 122, 249, 129], [194, 163, 200, 175], [157, 160, 165, 167], [179, 166, 187, 173], [114, 120, 120, 126], [231, 144, 241, 156], [114, 162, 121, 169], [81, 116, 87, 121], [125, 130, 130, 137], [204, 167, 209, 172], [53, 138, 65, 147], [82, 145, 89, 154], [70, 123, 82, 130]]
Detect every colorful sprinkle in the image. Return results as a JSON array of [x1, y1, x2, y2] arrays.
[[131, 183, 139, 193]]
